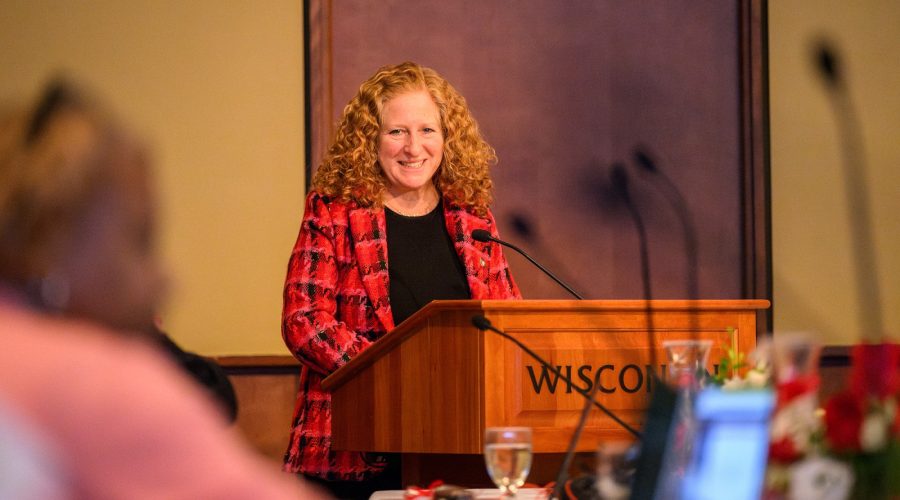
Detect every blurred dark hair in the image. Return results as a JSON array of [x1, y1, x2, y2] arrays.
[[0, 80, 125, 285]]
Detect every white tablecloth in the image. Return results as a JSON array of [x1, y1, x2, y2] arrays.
[[371, 488, 549, 499]]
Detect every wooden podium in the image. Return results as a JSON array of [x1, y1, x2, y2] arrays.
[[321, 299, 769, 486]]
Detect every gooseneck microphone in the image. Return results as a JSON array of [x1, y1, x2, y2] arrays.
[[611, 164, 679, 500], [610, 164, 657, 364], [632, 148, 699, 303], [814, 40, 884, 339], [632, 147, 702, 347], [530, 166, 653, 497], [472, 314, 640, 500], [471, 229, 584, 300], [470, 315, 640, 438]]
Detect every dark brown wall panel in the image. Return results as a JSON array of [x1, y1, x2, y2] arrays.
[[308, 0, 768, 303]]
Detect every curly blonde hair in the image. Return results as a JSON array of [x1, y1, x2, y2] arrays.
[[313, 61, 497, 215]]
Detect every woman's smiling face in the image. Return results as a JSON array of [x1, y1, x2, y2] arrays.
[[377, 89, 444, 198]]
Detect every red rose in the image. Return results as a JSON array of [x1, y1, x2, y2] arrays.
[[769, 436, 801, 463], [776, 374, 820, 406], [824, 390, 864, 452]]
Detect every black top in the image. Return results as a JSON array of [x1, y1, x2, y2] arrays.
[[385, 201, 470, 326], [153, 330, 237, 422]]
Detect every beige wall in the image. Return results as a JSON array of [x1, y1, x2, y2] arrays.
[[0, 1, 305, 355], [770, 1, 900, 343], [4, 1, 897, 353]]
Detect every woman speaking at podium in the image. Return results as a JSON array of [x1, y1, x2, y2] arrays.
[[281, 61, 521, 497]]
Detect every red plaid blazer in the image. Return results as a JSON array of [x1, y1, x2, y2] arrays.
[[282, 191, 521, 480]]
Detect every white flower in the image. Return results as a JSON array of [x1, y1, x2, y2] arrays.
[[722, 376, 745, 391], [744, 368, 771, 388], [788, 456, 853, 500], [770, 394, 819, 454], [859, 412, 889, 452]]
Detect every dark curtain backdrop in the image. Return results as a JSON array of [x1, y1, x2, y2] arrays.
[[307, 0, 768, 302]]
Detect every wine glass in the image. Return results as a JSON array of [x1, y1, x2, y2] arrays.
[[484, 427, 533, 497]]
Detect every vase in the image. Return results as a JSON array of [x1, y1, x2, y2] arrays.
[[654, 340, 712, 499]]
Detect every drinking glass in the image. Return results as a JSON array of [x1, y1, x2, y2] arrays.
[[771, 332, 820, 384], [484, 427, 532, 497], [657, 339, 712, 499], [663, 339, 713, 390]]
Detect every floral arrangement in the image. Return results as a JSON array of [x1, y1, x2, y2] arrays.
[[821, 343, 900, 498], [716, 341, 770, 391], [715, 338, 900, 499]]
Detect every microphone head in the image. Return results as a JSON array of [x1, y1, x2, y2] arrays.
[[814, 39, 841, 87], [633, 147, 658, 173], [471, 229, 493, 243], [610, 163, 631, 203], [471, 314, 492, 331]]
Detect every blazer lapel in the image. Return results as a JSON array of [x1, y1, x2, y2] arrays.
[[348, 206, 395, 332], [444, 204, 493, 299]]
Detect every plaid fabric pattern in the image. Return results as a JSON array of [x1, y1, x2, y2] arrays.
[[282, 191, 520, 480]]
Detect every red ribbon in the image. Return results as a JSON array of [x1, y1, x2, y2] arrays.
[[403, 480, 444, 499]]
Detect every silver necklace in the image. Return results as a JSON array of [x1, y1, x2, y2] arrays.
[[384, 196, 439, 217]]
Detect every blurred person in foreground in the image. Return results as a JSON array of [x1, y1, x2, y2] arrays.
[[0, 81, 324, 499], [281, 61, 521, 498]]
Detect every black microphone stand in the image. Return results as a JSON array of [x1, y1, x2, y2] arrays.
[[632, 148, 699, 304], [610, 164, 680, 500], [814, 40, 884, 339], [611, 165, 658, 369], [632, 147, 702, 346]]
